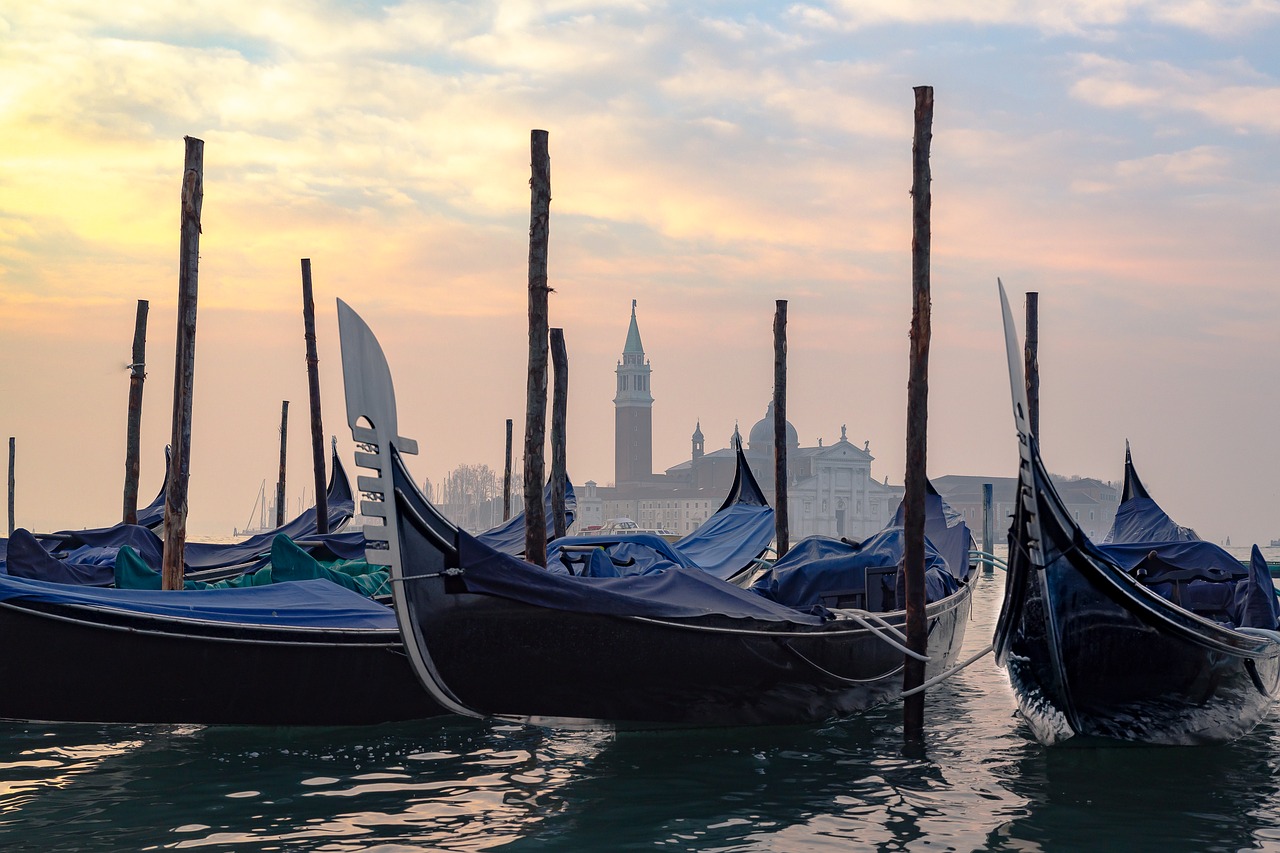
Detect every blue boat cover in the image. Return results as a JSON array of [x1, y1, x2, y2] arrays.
[[475, 477, 577, 556], [1096, 540, 1245, 578], [0, 574, 397, 629], [1239, 546, 1280, 629], [455, 528, 827, 625], [672, 444, 775, 579], [1103, 497, 1199, 544], [673, 503, 776, 580], [748, 529, 958, 610], [890, 482, 974, 580], [3, 528, 113, 586], [546, 533, 699, 578], [1103, 446, 1198, 544]]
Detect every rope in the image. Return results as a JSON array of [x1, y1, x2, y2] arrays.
[[900, 643, 994, 698], [627, 612, 929, 660]]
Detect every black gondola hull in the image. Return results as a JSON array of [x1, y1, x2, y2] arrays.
[[997, 447, 1280, 746], [0, 600, 442, 726], [405, 578, 971, 727], [1002, 544, 1280, 745]]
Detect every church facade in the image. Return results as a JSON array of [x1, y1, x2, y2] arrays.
[[572, 303, 904, 541]]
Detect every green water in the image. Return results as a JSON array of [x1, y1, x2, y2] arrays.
[[2, 573, 1278, 851]]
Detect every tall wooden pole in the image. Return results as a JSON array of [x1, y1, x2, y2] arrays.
[[161, 135, 203, 591], [503, 418, 513, 521], [6, 437, 13, 537], [982, 482, 994, 574], [1024, 292, 1040, 440], [122, 299, 149, 525], [773, 299, 789, 557], [523, 129, 551, 567], [903, 85, 933, 746], [550, 327, 568, 540], [275, 400, 289, 528], [301, 259, 329, 534]]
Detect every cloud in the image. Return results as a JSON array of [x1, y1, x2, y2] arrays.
[[790, 0, 1280, 38], [1070, 53, 1280, 133]]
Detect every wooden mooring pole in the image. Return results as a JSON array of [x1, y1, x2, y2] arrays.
[[301, 259, 329, 534], [773, 299, 789, 558], [523, 129, 551, 567], [503, 418, 513, 522], [903, 85, 933, 747], [122, 299, 149, 525], [550, 328, 568, 540], [276, 400, 289, 528], [161, 136, 203, 591], [6, 437, 13, 536], [1024, 292, 1039, 440], [982, 482, 994, 574]]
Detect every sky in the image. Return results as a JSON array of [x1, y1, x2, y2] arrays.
[[2, 1, 1280, 543]]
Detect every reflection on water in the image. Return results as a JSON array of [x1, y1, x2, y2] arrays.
[[0, 572, 1278, 851]]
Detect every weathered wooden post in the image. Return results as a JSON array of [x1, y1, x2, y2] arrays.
[[1025, 292, 1039, 440], [523, 129, 551, 567], [6, 437, 13, 536], [122, 299, 149, 524], [982, 482, 994, 574], [161, 136, 203, 591], [503, 418, 513, 522], [301, 259, 329, 534], [550, 328, 568, 540], [903, 85, 933, 746], [275, 400, 289, 528], [773, 299, 789, 557]]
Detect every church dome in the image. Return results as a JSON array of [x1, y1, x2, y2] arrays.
[[748, 402, 798, 451]]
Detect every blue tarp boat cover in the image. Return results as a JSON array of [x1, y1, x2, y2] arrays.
[[19, 453, 358, 579], [455, 528, 827, 625], [546, 532, 699, 578], [3, 528, 113, 586], [748, 529, 959, 610], [672, 446, 776, 579], [673, 503, 775, 580], [1096, 540, 1245, 578], [1103, 497, 1199, 544], [1103, 446, 1198, 544], [1099, 538, 1278, 631], [890, 482, 974, 581], [0, 574, 397, 629], [474, 478, 577, 556]]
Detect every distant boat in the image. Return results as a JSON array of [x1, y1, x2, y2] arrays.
[[598, 517, 680, 542]]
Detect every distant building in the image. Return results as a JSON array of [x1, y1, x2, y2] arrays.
[[574, 302, 903, 540], [931, 474, 1119, 542]]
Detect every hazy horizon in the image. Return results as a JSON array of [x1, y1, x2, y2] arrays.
[[3, 2, 1279, 544]]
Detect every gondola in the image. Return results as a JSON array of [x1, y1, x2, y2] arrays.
[[0, 573, 442, 725], [3, 446, 357, 585], [338, 299, 973, 728], [1102, 442, 1198, 544], [993, 281, 1280, 746]]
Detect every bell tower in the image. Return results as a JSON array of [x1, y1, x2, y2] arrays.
[[614, 300, 653, 485]]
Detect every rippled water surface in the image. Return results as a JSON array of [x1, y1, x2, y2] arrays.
[[3, 570, 1280, 851]]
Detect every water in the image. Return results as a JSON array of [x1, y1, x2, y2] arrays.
[[3, 570, 1280, 851]]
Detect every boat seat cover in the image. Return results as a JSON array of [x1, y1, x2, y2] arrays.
[[4, 528, 114, 586], [673, 503, 776, 580], [748, 530, 956, 610], [0, 573, 397, 629], [456, 528, 827, 625]]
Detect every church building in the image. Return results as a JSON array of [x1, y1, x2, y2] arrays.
[[573, 302, 904, 541]]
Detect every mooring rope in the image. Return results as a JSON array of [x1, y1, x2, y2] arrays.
[[900, 642, 994, 698]]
